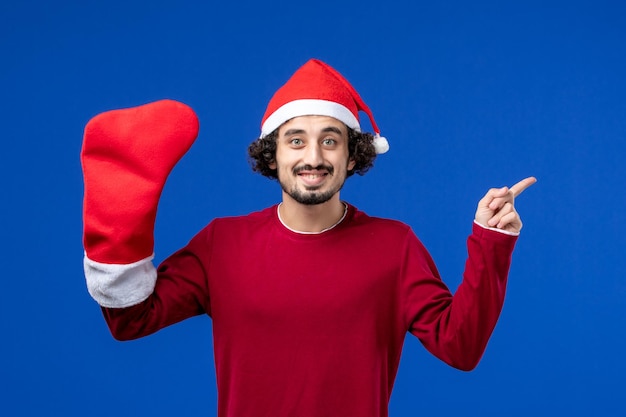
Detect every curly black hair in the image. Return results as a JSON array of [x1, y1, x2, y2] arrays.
[[248, 127, 377, 179]]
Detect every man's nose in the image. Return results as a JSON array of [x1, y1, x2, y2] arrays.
[[302, 142, 324, 166]]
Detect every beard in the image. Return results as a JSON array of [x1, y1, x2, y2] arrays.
[[283, 187, 338, 205], [278, 164, 346, 205]]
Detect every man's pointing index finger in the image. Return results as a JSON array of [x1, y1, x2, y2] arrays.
[[510, 176, 537, 198]]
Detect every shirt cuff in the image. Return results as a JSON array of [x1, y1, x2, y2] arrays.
[[473, 220, 520, 236]]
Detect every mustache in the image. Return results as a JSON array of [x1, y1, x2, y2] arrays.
[[293, 164, 334, 175]]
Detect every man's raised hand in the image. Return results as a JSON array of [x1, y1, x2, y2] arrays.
[[474, 177, 537, 234]]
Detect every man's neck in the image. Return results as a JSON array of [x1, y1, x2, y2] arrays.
[[278, 194, 347, 233]]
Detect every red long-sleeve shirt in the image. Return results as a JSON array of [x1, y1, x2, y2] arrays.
[[102, 204, 517, 417]]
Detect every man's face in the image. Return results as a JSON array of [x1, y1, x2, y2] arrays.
[[271, 115, 356, 205]]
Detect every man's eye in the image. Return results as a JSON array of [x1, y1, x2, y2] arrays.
[[290, 138, 303, 145], [322, 138, 336, 146]]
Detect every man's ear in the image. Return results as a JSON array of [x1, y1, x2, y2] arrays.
[[348, 158, 356, 171], [269, 160, 277, 170]]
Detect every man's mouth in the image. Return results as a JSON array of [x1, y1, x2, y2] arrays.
[[298, 172, 327, 179], [297, 171, 328, 187], [294, 165, 333, 176], [293, 165, 334, 187]]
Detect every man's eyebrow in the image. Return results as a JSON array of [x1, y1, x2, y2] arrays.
[[282, 128, 306, 136], [282, 126, 344, 136], [321, 126, 344, 135]]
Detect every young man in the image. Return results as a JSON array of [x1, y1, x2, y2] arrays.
[[81, 59, 535, 417]]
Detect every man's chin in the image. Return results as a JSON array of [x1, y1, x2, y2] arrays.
[[302, 185, 323, 192], [290, 190, 335, 205]]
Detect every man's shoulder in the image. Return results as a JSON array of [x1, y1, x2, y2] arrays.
[[209, 205, 276, 228], [348, 204, 412, 235]]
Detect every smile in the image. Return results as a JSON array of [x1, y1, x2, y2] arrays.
[[299, 173, 327, 179], [297, 170, 329, 187]]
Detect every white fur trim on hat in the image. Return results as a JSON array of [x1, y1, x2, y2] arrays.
[[261, 99, 360, 137]]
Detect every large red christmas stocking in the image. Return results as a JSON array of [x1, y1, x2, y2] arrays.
[[81, 99, 199, 265]]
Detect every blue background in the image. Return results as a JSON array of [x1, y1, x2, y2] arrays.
[[2, 0, 625, 415]]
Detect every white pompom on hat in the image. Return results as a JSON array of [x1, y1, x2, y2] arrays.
[[260, 59, 389, 154]]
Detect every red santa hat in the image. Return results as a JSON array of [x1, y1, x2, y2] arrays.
[[260, 59, 389, 154]]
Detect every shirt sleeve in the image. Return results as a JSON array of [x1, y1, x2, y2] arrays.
[[98, 225, 213, 341], [404, 222, 517, 370]]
